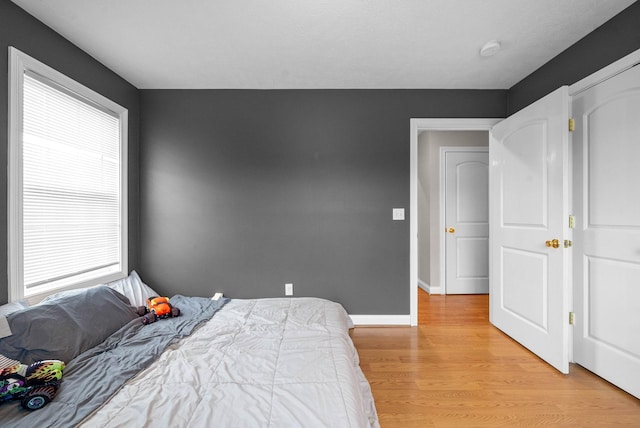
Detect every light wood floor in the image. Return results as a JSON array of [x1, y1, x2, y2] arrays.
[[350, 288, 640, 427]]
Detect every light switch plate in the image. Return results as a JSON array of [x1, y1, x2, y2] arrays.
[[392, 208, 405, 221]]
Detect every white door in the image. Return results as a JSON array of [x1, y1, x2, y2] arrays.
[[489, 86, 570, 373], [444, 149, 489, 294], [572, 64, 640, 399]]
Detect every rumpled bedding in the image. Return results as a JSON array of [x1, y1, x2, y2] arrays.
[[0, 296, 378, 427], [80, 297, 379, 427], [0, 295, 228, 427]]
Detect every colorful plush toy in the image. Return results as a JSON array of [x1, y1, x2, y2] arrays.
[[137, 296, 180, 324], [0, 359, 65, 410]]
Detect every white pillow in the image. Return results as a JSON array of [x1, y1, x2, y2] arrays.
[[106, 271, 159, 307], [0, 300, 29, 317], [0, 301, 29, 346]]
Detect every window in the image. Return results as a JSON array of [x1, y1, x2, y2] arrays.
[[8, 47, 128, 301]]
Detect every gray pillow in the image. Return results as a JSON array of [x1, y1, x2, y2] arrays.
[[0, 286, 138, 364]]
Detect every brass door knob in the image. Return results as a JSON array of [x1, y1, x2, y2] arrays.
[[448, 227, 455, 234], [545, 239, 560, 249]]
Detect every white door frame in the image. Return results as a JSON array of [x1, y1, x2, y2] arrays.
[[410, 118, 500, 325], [439, 146, 489, 295]]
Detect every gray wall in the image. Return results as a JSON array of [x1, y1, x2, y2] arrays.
[[508, 1, 640, 115], [4, 0, 639, 313], [0, 1, 140, 304], [138, 90, 506, 314]]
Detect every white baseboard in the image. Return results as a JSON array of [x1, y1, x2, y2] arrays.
[[428, 285, 443, 294], [418, 279, 442, 295], [349, 314, 411, 326]]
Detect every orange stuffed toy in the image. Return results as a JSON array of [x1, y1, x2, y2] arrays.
[[137, 296, 180, 324]]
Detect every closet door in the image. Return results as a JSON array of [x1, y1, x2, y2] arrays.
[[572, 64, 640, 399], [489, 86, 570, 374]]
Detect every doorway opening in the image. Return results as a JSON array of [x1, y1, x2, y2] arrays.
[[409, 119, 500, 326], [419, 135, 489, 296]]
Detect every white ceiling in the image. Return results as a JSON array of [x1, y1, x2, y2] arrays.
[[11, 0, 637, 89]]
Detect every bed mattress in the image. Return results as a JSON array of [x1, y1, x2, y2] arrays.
[[79, 297, 379, 427]]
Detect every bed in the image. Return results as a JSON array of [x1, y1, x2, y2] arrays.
[[0, 273, 379, 427]]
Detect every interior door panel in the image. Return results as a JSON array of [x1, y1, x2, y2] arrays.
[[489, 86, 570, 374]]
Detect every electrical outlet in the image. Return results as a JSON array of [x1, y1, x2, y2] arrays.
[[211, 292, 223, 301], [285, 283, 293, 296]]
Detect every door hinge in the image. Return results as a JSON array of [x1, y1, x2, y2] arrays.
[[564, 239, 573, 248], [569, 312, 575, 325], [568, 215, 575, 229], [568, 118, 575, 132]]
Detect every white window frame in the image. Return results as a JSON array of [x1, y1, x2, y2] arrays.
[[8, 47, 128, 302]]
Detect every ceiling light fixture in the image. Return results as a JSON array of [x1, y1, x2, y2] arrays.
[[480, 40, 501, 57]]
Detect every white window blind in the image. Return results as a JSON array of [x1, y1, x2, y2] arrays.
[[22, 72, 121, 288], [8, 47, 128, 301]]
